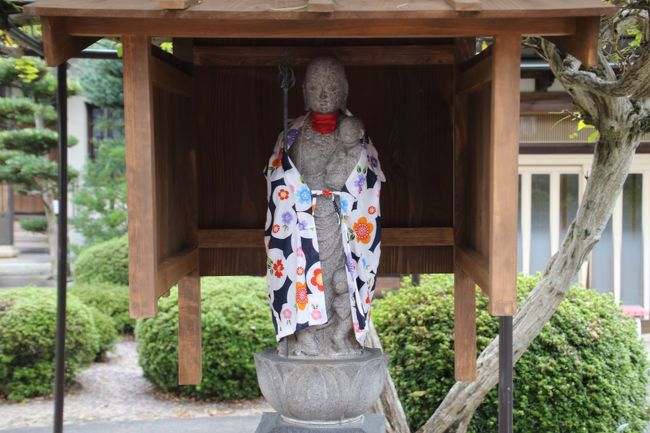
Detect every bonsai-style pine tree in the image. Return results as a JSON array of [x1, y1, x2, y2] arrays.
[[0, 55, 77, 278]]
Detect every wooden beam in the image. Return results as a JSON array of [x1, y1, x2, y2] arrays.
[[124, 34, 158, 318], [150, 54, 194, 98], [156, 247, 199, 298], [454, 267, 477, 381], [445, 0, 482, 12], [455, 245, 489, 296], [547, 16, 600, 68], [198, 227, 455, 249], [160, 0, 199, 10], [194, 45, 456, 66], [66, 17, 577, 38], [40, 17, 98, 66], [488, 34, 520, 316], [456, 52, 493, 95], [178, 267, 202, 385], [308, 0, 335, 13]]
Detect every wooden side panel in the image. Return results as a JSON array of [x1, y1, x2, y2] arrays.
[[488, 35, 520, 315], [454, 37, 519, 316], [123, 35, 158, 317], [453, 37, 478, 382], [178, 267, 201, 385], [124, 36, 198, 317], [195, 63, 455, 276]]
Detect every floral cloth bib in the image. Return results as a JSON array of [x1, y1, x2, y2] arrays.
[[264, 113, 385, 346]]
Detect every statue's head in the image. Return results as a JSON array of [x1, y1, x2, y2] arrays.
[[303, 56, 348, 114]]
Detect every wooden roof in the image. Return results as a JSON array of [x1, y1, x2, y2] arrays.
[[26, 0, 615, 20]]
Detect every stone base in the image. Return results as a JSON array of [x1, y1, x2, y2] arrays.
[[254, 348, 387, 423], [255, 412, 386, 433], [0, 245, 19, 258]]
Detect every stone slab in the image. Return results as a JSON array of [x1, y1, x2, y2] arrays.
[[254, 412, 386, 433]]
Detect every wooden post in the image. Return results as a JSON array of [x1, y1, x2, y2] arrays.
[[488, 34, 520, 316], [123, 35, 158, 317], [178, 267, 202, 384], [454, 267, 477, 381]]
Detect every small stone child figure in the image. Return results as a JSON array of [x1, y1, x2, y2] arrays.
[[325, 116, 363, 191]]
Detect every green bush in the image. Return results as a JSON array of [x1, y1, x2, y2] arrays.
[[373, 274, 649, 433], [70, 283, 133, 334], [136, 276, 276, 400], [87, 306, 118, 360], [0, 287, 100, 401], [19, 216, 47, 234], [73, 235, 128, 286]]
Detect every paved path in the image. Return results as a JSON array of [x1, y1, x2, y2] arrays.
[[0, 338, 271, 431], [0, 416, 262, 433]]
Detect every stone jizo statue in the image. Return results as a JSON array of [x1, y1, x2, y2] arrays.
[[263, 56, 385, 358]]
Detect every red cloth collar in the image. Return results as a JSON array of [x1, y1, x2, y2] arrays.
[[310, 111, 339, 135]]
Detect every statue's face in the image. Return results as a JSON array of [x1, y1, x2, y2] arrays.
[[303, 57, 348, 114]]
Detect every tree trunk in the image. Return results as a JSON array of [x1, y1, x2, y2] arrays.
[[367, 322, 412, 433], [42, 191, 58, 279], [417, 119, 641, 433]]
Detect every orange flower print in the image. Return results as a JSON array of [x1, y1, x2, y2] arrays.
[[311, 269, 324, 292], [272, 149, 283, 168], [272, 259, 284, 278], [272, 224, 280, 234], [368, 205, 376, 215], [296, 282, 308, 310], [353, 217, 374, 244], [297, 266, 304, 276], [278, 188, 290, 200], [365, 290, 371, 304]]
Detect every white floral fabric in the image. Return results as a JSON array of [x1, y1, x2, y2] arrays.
[[263, 113, 385, 346]]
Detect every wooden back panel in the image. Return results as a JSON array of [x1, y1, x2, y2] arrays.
[[195, 63, 455, 275]]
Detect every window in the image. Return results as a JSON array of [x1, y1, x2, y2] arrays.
[[518, 154, 650, 312]]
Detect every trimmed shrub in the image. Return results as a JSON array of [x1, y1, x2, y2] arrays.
[[136, 276, 275, 400], [87, 306, 118, 360], [70, 283, 133, 334], [73, 235, 128, 286], [19, 216, 47, 234], [0, 287, 100, 401], [373, 274, 649, 433]]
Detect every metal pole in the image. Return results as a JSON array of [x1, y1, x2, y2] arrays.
[[498, 315, 513, 433], [53, 62, 68, 433]]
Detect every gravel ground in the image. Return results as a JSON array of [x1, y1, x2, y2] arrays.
[[0, 337, 272, 431]]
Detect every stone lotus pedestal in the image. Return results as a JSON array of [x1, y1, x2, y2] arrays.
[[254, 347, 388, 433]]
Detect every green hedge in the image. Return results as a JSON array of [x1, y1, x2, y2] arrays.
[[87, 306, 118, 360], [73, 235, 128, 286], [0, 288, 102, 401], [373, 274, 649, 433], [19, 216, 47, 234], [70, 283, 133, 334], [136, 276, 275, 400]]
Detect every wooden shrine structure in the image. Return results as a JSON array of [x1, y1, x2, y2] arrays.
[[27, 0, 613, 402]]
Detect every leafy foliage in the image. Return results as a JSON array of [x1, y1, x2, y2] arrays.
[[76, 40, 124, 109], [70, 283, 133, 334], [373, 274, 650, 433], [0, 128, 58, 154], [87, 306, 118, 360], [0, 97, 56, 128], [0, 288, 101, 401], [0, 150, 77, 197], [18, 216, 47, 234], [72, 235, 129, 286], [136, 277, 276, 400], [71, 139, 127, 247]]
